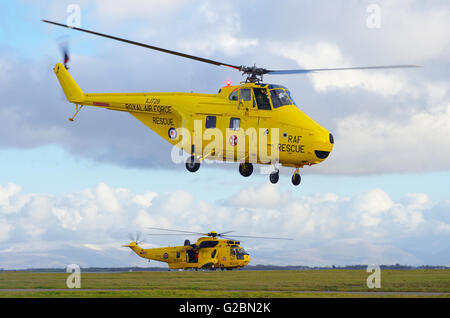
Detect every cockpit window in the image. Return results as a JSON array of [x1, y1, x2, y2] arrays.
[[286, 90, 297, 106], [270, 89, 293, 108], [253, 87, 271, 110], [237, 248, 248, 255], [231, 247, 248, 260], [232, 86, 297, 109]]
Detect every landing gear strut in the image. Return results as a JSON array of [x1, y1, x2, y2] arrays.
[[239, 163, 253, 177]]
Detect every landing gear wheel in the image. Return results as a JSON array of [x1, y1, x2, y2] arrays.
[[185, 155, 200, 172], [292, 172, 301, 186], [239, 163, 253, 177], [269, 170, 279, 184]]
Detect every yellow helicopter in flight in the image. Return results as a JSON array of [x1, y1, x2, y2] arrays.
[[43, 20, 419, 186], [124, 228, 291, 271]]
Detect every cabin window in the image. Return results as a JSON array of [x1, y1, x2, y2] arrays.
[[176, 252, 180, 258], [229, 117, 240, 131], [205, 116, 216, 128], [239, 88, 251, 101], [229, 89, 238, 101], [253, 88, 271, 110], [199, 241, 219, 248]]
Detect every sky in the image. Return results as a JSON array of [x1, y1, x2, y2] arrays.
[[0, 0, 449, 269]]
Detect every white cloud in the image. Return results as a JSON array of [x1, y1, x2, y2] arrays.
[[0, 182, 448, 268], [0, 183, 26, 214], [132, 191, 157, 208], [178, 2, 258, 57], [0, 218, 13, 242], [270, 40, 414, 96], [320, 102, 450, 174], [226, 183, 288, 208], [94, 0, 190, 22], [379, 0, 450, 62], [83, 243, 102, 251], [353, 188, 393, 215], [52, 207, 82, 231], [162, 190, 193, 213], [95, 183, 121, 213]]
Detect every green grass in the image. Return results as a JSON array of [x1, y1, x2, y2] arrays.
[[1, 290, 448, 298], [0, 269, 449, 298]]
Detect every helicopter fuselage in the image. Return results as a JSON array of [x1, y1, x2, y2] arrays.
[[125, 237, 250, 270], [55, 63, 334, 177]]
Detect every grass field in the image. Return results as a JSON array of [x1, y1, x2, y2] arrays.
[[0, 269, 449, 298]]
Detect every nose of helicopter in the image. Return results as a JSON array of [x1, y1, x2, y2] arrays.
[[313, 130, 334, 162]]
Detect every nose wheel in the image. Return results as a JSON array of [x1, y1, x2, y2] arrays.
[[292, 169, 301, 186]]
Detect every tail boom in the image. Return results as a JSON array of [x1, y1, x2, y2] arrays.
[[54, 63, 84, 103]]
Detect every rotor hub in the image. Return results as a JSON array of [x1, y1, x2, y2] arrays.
[[240, 65, 268, 83]]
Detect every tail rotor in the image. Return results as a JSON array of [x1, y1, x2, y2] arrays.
[[127, 231, 144, 245], [123, 232, 144, 257], [57, 35, 70, 69]]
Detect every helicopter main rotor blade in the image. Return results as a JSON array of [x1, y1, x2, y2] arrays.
[[147, 233, 200, 236], [218, 231, 235, 236], [42, 20, 241, 70], [147, 227, 207, 236], [266, 64, 421, 75], [222, 234, 293, 240]]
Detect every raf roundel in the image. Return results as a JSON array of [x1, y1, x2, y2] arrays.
[[168, 127, 177, 140], [229, 135, 238, 147]]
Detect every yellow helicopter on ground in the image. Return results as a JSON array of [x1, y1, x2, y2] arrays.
[[124, 228, 291, 271], [43, 20, 419, 186]]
